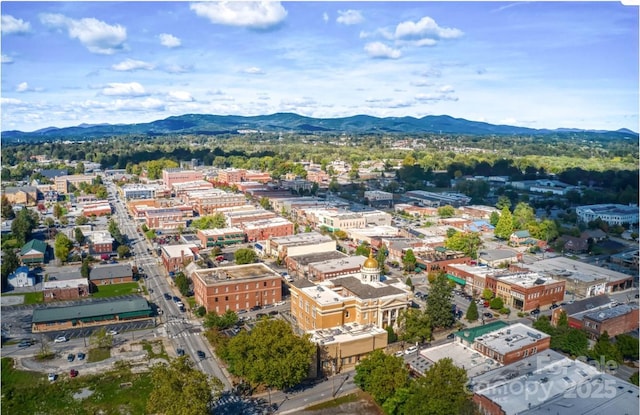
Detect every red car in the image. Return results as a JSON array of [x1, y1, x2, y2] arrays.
[[69, 369, 79, 378]]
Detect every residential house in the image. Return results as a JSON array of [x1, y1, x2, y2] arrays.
[[8, 266, 36, 288], [20, 239, 47, 265]]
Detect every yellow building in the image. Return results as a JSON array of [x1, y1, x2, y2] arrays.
[[290, 252, 410, 331]]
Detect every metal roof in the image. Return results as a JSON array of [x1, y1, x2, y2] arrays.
[[32, 297, 150, 323]]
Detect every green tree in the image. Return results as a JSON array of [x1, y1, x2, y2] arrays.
[[482, 288, 494, 300], [494, 206, 514, 240], [333, 230, 348, 240], [117, 245, 130, 259], [11, 208, 37, 245], [386, 326, 398, 344], [354, 349, 410, 405], [445, 231, 481, 258], [426, 272, 454, 329], [74, 227, 85, 244], [80, 258, 91, 279], [174, 272, 191, 296], [590, 331, 622, 364], [1, 248, 20, 290], [465, 300, 479, 322], [489, 210, 500, 226], [376, 247, 387, 273], [489, 297, 504, 310], [53, 203, 64, 219], [354, 242, 371, 257], [75, 215, 89, 226], [54, 233, 73, 263], [74, 162, 85, 174], [402, 358, 469, 415], [259, 196, 271, 210], [1, 195, 15, 220], [328, 178, 339, 193], [615, 334, 639, 361], [397, 308, 432, 345], [221, 319, 316, 390], [204, 309, 238, 330], [148, 356, 222, 415], [512, 202, 536, 230], [190, 212, 226, 230], [234, 248, 257, 265], [496, 195, 511, 210], [437, 205, 455, 218], [402, 249, 417, 272]]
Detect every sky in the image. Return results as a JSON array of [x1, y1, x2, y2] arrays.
[[1, 1, 638, 132]]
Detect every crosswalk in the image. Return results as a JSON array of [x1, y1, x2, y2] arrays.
[[165, 320, 203, 339]]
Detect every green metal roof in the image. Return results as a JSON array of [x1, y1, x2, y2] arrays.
[[32, 297, 150, 324], [446, 274, 466, 285], [20, 239, 47, 256], [454, 320, 510, 343]]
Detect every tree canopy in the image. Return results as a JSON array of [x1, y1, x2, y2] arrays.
[[219, 319, 316, 390], [426, 272, 454, 329], [190, 212, 226, 230], [148, 356, 223, 415], [494, 206, 514, 240], [234, 248, 257, 265], [354, 349, 410, 405], [54, 233, 73, 263]]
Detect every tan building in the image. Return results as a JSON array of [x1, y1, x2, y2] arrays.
[[265, 232, 336, 260], [310, 322, 388, 375], [3, 186, 38, 206], [43, 278, 90, 302], [162, 168, 203, 188], [242, 217, 294, 242], [289, 253, 410, 331], [54, 175, 96, 194], [190, 263, 282, 313]]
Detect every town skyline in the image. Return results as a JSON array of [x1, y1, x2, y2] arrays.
[[2, 1, 638, 132]]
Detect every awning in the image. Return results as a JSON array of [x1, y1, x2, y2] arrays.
[[446, 274, 466, 286]]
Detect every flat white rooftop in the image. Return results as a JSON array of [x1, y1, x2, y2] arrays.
[[308, 322, 386, 345], [161, 244, 197, 258], [526, 256, 632, 284], [497, 272, 561, 289], [421, 342, 502, 378], [474, 323, 549, 355]]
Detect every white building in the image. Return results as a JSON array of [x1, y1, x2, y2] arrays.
[[575, 204, 639, 226]]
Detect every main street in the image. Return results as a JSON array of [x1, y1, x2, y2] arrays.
[[105, 179, 233, 390]]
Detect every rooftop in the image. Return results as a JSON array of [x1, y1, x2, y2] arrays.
[[474, 323, 549, 355], [454, 321, 510, 344], [192, 263, 280, 286], [161, 244, 197, 259], [32, 297, 150, 323], [270, 232, 332, 246], [308, 322, 386, 346], [288, 250, 348, 266], [331, 276, 408, 300], [309, 256, 365, 273], [89, 264, 133, 281], [422, 342, 501, 378], [559, 294, 611, 316], [471, 349, 638, 415], [583, 303, 638, 322], [198, 227, 243, 236], [43, 278, 89, 289], [496, 272, 561, 289], [526, 257, 632, 284], [242, 217, 292, 230]]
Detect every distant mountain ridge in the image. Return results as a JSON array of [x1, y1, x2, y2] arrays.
[[2, 113, 637, 143]]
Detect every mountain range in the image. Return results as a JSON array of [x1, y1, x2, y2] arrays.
[[2, 113, 637, 143]]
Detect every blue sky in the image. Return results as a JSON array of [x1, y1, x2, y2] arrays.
[[1, 1, 638, 132]]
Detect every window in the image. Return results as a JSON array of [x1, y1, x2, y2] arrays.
[[235, 295, 239, 300], [225, 286, 229, 293], [345, 310, 350, 318], [264, 281, 267, 287], [225, 296, 229, 301], [214, 297, 218, 303]]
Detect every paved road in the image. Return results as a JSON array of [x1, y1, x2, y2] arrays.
[[106, 179, 233, 390]]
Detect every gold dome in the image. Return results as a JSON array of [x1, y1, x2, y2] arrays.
[[363, 249, 378, 269]]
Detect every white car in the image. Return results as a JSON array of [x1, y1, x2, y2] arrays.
[[48, 373, 57, 382], [394, 350, 405, 357], [404, 345, 418, 355], [106, 330, 118, 336], [274, 301, 286, 306], [53, 336, 67, 343]]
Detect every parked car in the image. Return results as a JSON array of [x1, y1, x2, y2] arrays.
[[48, 373, 57, 382], [549, 304, 560, 310], [172, 296, 180, 303], [107, 330, 118, 336], [18, 339, 33, 348], [268, 310, 279, 316], [176, 348, 185, 356], [394, 350, 405, 357], [67, 353, 75, 362], [250, 305, 262, 312], [483, 312, 494, 318], [530, 308, 540, 316], [404, 345, 418, 355], [274, 301, 286, 306], [163, 293, 172, 300], [447, 333, 455, 339], [54, 336, 68, 343], [197, 350, 206, 359], [77, 352, 86, 361], [69, 369, 79, 378]]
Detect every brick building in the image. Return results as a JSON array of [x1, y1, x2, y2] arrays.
[[217, 168, 246, 184], [242, 217, 294, 242], [54, 174, 96, 194], [144, 208, 191, 230], [89, 264, 134, 288], [581, 304, 639, 339], [82, 201, 112, 217], [470, 323, 550, 365], [196, 228, 245, 248], [308, 256, 367, 281], [3, 186, 39, 206], [162, 168, 203, 188], [285, 251, 348, 278], [486, 272, 565, 312], [265, 232, 336, 261], [225, 209, 277, 226], [43, 278, 90, 302], [190, 263, 282, 313], [185, 189, 246, 215], [85, 231, 114, 257], [161, 244, 198, 273]]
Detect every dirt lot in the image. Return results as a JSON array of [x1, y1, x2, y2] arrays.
[[302, 391, 384, 415]]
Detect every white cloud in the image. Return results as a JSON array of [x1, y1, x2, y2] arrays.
[[167, 91, 194, 102], [322, 12, 329, 23], [16, 82, 29, 92], [110, 98, 165, 111], [101, 82, 147, 97], [336, 10, 364, 25], [1, 97, 23, 105], [243, 66, 264, 74], [190, 1, 287, 30], [364, 42, 401, 59], [1, 54, 14, 64], [39, 13, 126, 54], [415, 93, 458, 102], [394, 16, 463, 44], [438, 85, 455, 93], [112, 58, 154, 71], [499, 117, 518, 125], [163, 64, 192, 73], [159, 33, 181, 48], [1, 15, 31, 35], [411, 79, 432, 87], [280, 97, 317, 107]]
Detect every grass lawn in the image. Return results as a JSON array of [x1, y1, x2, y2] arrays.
[[1, 291, 44, 305], [87, 347, 111, 363], [1, 357, 154, 415], [91, 282, 140, 298]]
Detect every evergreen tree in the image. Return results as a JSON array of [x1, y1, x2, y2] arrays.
[[513, 202, 536, 230], [376, 247, 387, 273], [1, 195, 15, 220], [80, 258, 91, 279], [489, 211, 500, 226], [465, 300, 479, 322], [494, 206, 514, 240], [54, 233, 73, 263], [74, 227, 85, 244], [1, 248, 20, 290], [426, 272, 454, 329], [402, 249, 416, 272], [11, 208, 37, 245]]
